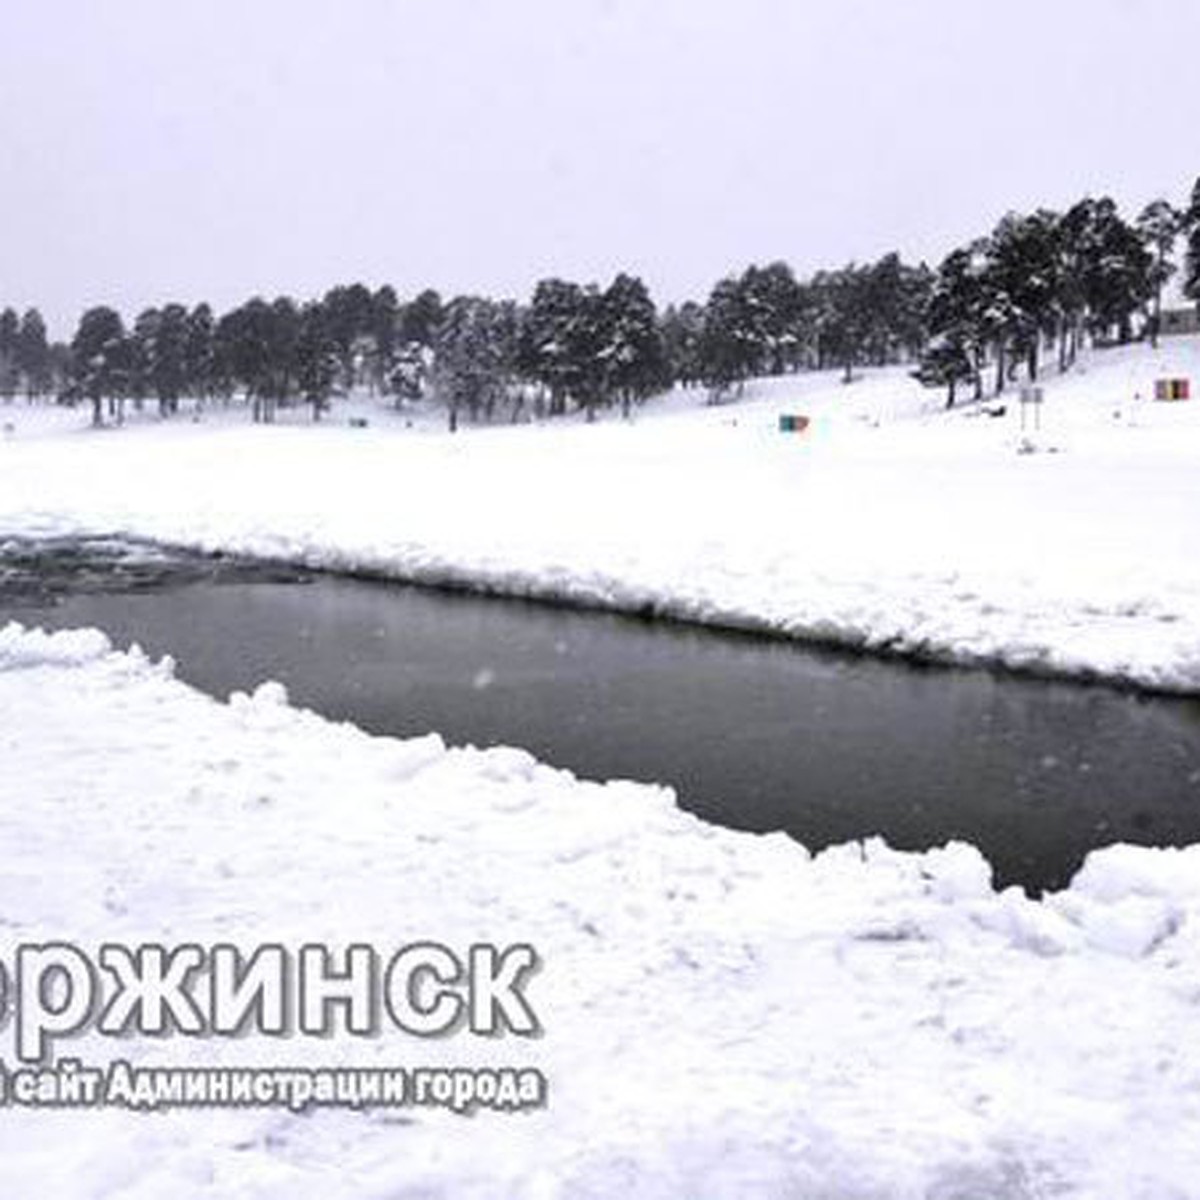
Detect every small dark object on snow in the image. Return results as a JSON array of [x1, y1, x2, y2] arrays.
[[349, 417, 369, 429], [778, 414, 810, 433]]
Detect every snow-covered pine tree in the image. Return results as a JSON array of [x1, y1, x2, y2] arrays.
[[599, 273, 664, 417], [71, 306, 130, 427], [1183, 177, 1200, 310], [0, 308, 19, 401], [1137, 198, 1182, 347]]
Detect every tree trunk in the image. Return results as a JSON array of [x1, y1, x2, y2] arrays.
[[1151, 247, 1163, 349]]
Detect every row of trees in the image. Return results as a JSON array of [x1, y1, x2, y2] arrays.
[[40, 275, 674, 430], [5, 176, 1200, 426], [689, 255, 934, 394], [920, 180, 1200, 406], [67, 287, 410, 427], [0, 308, 57, 400]]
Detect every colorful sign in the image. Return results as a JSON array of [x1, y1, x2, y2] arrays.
[[1154, 378, 1190, 401], [778, 414, 810, 433]]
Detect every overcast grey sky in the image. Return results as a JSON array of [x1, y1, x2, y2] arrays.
[[2, 0, 1197, 336]]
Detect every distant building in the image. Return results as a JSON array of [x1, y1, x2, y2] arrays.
[[1159, 307, 1200, 336]]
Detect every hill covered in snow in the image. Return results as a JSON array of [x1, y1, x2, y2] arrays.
[[2, 335, 1199, 691]]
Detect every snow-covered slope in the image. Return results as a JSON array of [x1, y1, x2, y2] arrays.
[[3, 624, 1200, 1198], [2, 337, 1199, 690]]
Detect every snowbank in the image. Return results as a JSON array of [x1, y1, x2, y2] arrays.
[[2, 340, 1200, 692], [2, 624, 1200, 1197]]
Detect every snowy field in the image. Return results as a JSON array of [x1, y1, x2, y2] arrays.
[[3, 338, 1200, 692], [2, 340, 1200, 1196], [3, 624, 1200, 1198]]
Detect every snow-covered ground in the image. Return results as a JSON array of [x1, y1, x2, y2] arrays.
[[3, 624, 1200, 1198], [3, 340, 1200, 1196], [3, 337, 1200, 691]]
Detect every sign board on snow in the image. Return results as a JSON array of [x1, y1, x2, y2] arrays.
[[1154, 378, 1190, 401], [778, 414, 810, 433]]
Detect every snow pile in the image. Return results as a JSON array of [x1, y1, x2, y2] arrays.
[[0, 620, 113, 669], [2, 340, 1200, 690], [2, 624, 1200, 1197]]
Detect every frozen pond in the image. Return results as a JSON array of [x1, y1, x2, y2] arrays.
[[5, 535, 1200, 892]]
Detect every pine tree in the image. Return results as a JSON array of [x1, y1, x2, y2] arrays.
[[812, 266, 870, 383], [1183, 177, 1200, 309], [0, 308, 19, 401], [132, 306, 190, 415], [599, 273, 664, 417], [71, 306, 130, 427], [295, 301, 338, 420], [322, 284, 374, 391], [16, 308, 50, 399], [184, 303, 215, 405], [129, 308, 157, 410], [1088, 204, 1152, 344], [698, 276, 758, 398], [1137, 199, 1182, 347], [740, 262, 805, 375], [215, 299, 277, 420], [1056, 199, 1094, 369], [369, 285, 400, 394], [895, 261, 935, 362], [1057, 198, 1151, 346], [660, 302, 705, 389], [922, 247, 985, 407], [401, 289, 444, 349], [524, 279, 588, 416], [432, 296, 511, 430]]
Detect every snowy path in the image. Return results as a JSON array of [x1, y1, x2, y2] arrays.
[[3, 625, 1200, 1197]]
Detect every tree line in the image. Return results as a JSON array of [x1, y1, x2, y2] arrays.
[[3, 175, 1199, 426], [920, 181, 1200, 406]]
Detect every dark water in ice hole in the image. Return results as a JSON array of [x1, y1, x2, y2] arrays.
[[3, 536, 1200, 894]]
